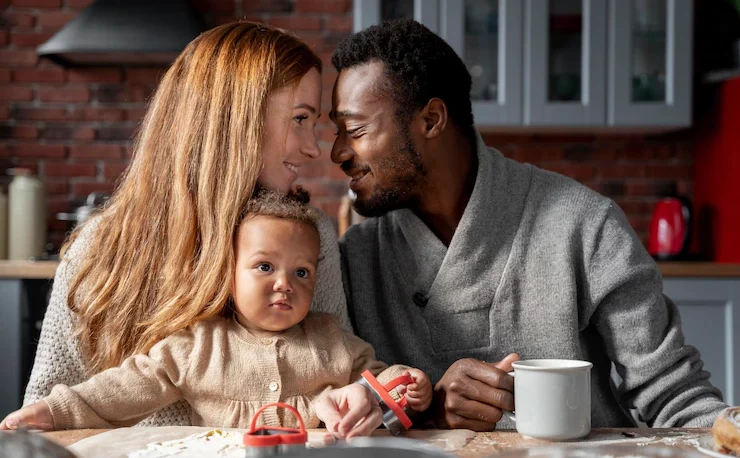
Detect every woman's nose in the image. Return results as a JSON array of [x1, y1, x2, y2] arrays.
[[300, 129, 321, 159]]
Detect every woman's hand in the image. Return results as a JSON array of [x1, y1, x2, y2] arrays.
[[314, 383, 382, 439], [398, 368, 433, 412], [0, 401, 55, 431]]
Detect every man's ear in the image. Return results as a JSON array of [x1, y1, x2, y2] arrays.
[[420, 98, 447, 139]]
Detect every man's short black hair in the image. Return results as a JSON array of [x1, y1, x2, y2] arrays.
[[332, 19, 474, 134]]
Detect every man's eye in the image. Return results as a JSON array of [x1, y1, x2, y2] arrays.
[[295, 268, 309, 278], [335, 127, 362, 136], [257, 263, 273, 272]]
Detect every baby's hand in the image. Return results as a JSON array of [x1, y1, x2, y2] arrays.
[[314, 384, 382, 439], [0, 401, 54, 431], [400, 368, 432, 412]]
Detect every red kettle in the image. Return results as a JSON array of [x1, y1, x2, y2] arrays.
[[648, 197, 692, 260]]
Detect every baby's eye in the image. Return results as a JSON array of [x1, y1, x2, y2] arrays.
[[257, 263, 273, 272], [295, 268, 309, 278]]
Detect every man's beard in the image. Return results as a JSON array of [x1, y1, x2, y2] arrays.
[[353, 129, 426, 217]]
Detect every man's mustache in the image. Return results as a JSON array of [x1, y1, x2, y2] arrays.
[[341, 161, 370, 175]]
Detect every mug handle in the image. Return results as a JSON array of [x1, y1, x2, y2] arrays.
[[502, 371, 515, 423]]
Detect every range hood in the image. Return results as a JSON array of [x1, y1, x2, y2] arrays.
[[37, 0, 207, 67]]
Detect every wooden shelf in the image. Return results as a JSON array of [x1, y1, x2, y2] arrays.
[[658, 262, 740, 278], [0, 260, 59, 279]]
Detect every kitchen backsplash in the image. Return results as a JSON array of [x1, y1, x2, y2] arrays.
[[1, 0, 692, 249], [482, 132, 693, 248]]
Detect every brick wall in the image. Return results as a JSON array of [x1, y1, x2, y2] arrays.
[[1, 0, 693, 250], [484, 132, 693, 247]]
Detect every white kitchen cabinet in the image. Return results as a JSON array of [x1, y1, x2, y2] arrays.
[[607, 0, 693, 127], [524, 0, 607, 126], [354, 0, 438, 33], [353, 0, 524, 126], [664, 278, 740, 405], [353, 0, 693, 130], [442, 1, 524, 126]]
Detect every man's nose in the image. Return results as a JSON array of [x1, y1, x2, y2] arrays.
[[330, 137, 352, 165]]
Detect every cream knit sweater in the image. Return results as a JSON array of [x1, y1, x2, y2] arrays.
[[24, 211, 351, 427], [44, 313, 406, 429]]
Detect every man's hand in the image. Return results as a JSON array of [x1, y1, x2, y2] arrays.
[[0, 401, 54, 431], [434, 353, 520, 431], [314, 383, 382, 439], [396, 368, 433, 412]]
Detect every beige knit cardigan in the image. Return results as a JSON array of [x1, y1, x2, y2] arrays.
[[24, 211, 351, 426]]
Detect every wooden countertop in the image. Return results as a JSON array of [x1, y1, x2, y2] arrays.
[[0, 260, 59, 279], [42, 427, 714, 457], [658, 262, 740, 278], [0, 261, 738, 280]]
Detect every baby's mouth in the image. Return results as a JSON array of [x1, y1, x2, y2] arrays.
[[269, 301, 292, 311]]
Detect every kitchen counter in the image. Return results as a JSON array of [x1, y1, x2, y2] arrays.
[[658, 262, 740, 278], [0, 260, 59, 279], [43, 427, 714, 457], [0, 261, 739, 280]]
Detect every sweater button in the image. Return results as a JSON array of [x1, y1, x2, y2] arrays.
[[262, 339, 273, 346], [269, 381, 279, 392]]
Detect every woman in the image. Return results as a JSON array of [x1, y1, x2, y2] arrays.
[[23, 21, 350, 427]]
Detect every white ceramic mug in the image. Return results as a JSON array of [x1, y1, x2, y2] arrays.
[[503, 359, 593, 441]]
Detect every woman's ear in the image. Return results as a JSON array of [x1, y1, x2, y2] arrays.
[[420, 98, 448, 139]]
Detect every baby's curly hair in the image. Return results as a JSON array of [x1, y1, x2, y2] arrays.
[[332, 19, 474, 135], [238, 186, 319, 232]]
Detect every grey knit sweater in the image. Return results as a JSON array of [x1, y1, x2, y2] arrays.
[[23, 210, 350, 427], [339, 133, 727, 428]]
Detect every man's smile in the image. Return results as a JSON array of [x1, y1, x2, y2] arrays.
[[341, 162, 371, 188]]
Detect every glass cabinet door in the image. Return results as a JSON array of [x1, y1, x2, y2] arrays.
[[608, 0, 692, 127], [524, 0, 607, 126], [381, 0, 414, 21], [354, 0, 440, 34], [441, 0, 524, 126]]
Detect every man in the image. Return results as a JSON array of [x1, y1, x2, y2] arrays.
[[317, 19, 726, 432]]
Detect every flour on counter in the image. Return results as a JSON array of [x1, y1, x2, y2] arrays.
[[635, 432, 706, 448], [127, 430, 246, 458]]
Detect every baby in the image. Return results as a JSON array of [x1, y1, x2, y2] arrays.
[[1, 189, 432, 437]]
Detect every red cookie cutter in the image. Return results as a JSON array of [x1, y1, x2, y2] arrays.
[[358, 369, 414, 435], [243, 402, 307, 454]]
